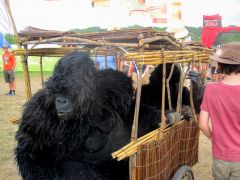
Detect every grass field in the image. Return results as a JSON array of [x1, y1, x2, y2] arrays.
[[1, 49, 59, 72], [0, 73, 52, 180], [5, 56, 59, 72]]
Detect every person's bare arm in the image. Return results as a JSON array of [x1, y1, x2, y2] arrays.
[[199, 110, 212, 139], [12, 55, 16, 70]]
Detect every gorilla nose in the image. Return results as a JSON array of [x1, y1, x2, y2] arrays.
[[55, 96, 73, 114], [56, 97, 68, 105]]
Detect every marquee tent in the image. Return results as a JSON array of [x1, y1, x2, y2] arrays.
[[0, 32, 10, 48]]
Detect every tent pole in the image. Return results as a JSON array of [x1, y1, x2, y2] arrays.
[[40, 56, 44, 88], [4, 0, 32, 100]]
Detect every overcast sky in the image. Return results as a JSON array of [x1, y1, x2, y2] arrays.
[[1, 0, 240, 34]]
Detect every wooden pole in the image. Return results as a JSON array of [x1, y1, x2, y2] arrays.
[[160, 64, 167, 128], [40, 56, 44, 88], [139, 36, 181, 48], [115, 52, 118, 70], [4, 0, 32, 100], [190, 58, 198, 122], [176, 63, 184, 114], [105, 55, 107, 69], [21, 36, 149, 49], [129, 47, 145, 180], [139, 36, 168, 45], [166, 62, 176, 111], [129, 62, 142, 180], [160, 52, 167, 134]]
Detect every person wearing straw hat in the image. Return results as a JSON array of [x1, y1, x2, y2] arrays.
[[2, 44, 16, 96], [199, 42, 240, 179]]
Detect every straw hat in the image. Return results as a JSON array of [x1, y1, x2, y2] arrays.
[[210, 42, 240, 65]]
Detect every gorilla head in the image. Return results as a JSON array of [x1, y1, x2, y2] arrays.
[[149, 63, 181, 86], [46, 52, 98, 121]]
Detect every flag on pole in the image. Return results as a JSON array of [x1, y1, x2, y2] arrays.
[[91, 0, 110, 7]]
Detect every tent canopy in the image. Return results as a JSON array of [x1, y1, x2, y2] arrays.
[[0, 32, 10, 48]]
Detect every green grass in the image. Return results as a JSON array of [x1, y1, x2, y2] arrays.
[[0, 71, 53, 77], [1, 50, 59, 72], [14, 56, 59, 72]]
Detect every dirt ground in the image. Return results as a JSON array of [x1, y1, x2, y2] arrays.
[[0, 73, 213, 180]]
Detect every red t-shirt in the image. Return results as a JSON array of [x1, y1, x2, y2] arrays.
[[201, 82, 240, 161], [2, 51, 16, 71]]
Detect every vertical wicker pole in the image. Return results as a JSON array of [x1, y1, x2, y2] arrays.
[[176, 63, 184, 115], [21, 49, 32, 100], [130, 62, 142, 180], [129, 47, 145, 180], [105, 55, 107, 69], [4, 0, 32, 100], [190, 58, 198, 122], [166, 61, 176, 111], [40, 56, 44, 88], [115, 52, 118, 70], [130, 62, 142, 141], [160, 52, 167, 133]]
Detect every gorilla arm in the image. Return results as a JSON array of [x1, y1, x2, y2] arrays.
[[15, 89, 57, 179], [15, 89, 102, 180], [82, 118, 130, 180], [184, 71, 205, 113]]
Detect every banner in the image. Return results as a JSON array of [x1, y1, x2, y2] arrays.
[[203, 14, 222, 27], [145, 0, 167, 24], [91, 0, 110, 7], [123, 0, 167, 25]]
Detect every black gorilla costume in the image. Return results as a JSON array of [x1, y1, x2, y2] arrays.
[[15, 52, 133, 180], [141, 64, 203, 112], [15, 52, 204, 180], [133, 64, 204, 137]]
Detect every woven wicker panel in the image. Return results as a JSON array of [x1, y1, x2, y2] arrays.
[[135, 121, 199, 180]]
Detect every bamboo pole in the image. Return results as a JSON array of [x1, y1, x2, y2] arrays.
[[146, 44, 180, 50], [66, 27, 154, 39], [112, 121, 185, 161], [176, 63, 185, 114], [160, 52, 167, 136], [126, 51, 209, 56], [4, 0, 32, 100], [104, 55, 107, 69], [40, 56, 44, 88], [166, 61, 176, 111], [125, 54, 209, 59], [112, 129, 158, 158], [122, 58, 197, 65], [129, 60, 142, 180], [21, 36, 149, 49], [190, 58, 198, 122], [139, 36, 179, 46]]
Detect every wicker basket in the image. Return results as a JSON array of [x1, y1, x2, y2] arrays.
[[135, 120, 199, 180]]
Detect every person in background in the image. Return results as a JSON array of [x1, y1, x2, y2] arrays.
[[211, 45, 224, 82], [2, 44, 16, 96], [199, 42, 240, 180], [210, 59, 217, 81]]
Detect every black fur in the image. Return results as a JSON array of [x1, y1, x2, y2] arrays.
[[15, 52, 133, 180], [137, 63, 204, 136], [15, 52, 204, 180]]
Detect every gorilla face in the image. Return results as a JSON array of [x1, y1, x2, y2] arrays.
[[46, 52, 98, 119], [55, 95, 73, 114], [55, 95, 74, 121]]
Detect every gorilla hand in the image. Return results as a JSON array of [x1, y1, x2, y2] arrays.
[[187, 70, 203, 87], [187, 70, 205, 113]]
